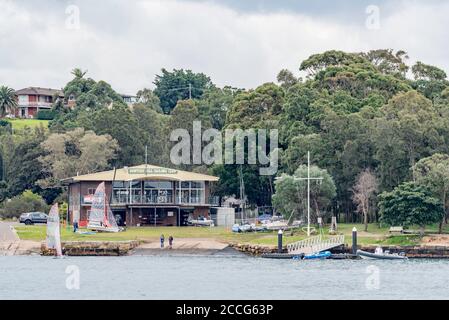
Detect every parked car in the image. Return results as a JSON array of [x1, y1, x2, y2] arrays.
[[19, 212, 48, 225]]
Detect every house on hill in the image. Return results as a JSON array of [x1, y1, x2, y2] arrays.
[[15, 87, 63, 118]]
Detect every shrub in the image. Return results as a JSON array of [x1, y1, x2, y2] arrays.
[[0, 190, 49, 219], [36, 110, 56, 120], [0, 120, 12, 134]]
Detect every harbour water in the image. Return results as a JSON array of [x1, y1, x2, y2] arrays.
[[1, 254, 449, 300]]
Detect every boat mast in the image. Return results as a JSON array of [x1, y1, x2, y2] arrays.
[[239, 165, 246, 224], [307, 151, 311, 237]]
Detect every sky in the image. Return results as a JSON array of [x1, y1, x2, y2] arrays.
[[0, 0, 448, 94]]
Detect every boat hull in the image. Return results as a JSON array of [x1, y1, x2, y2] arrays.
[[357, 250, 408, 260], [303, 251, 332, 260]]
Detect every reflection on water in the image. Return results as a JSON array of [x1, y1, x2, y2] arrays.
[[1, 255, 449, 300]]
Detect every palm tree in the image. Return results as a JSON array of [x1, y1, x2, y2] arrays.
[[0, 86, 18, 118], [71, 68, 88, 79]]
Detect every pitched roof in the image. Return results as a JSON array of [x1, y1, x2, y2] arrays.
[[63, 164, 219, 183], [15, 87, 63, 97]]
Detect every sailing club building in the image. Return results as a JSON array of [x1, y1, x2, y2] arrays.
[[63, 165, 219, 227]]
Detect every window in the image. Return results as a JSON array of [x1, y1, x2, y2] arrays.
[[112, 181, 129, 204], [88, 188, 96, 195], [177, 181, 205, 204], [144, 181, 173, 204], [18, 95, 28, 103], [131, 181, 142, 203]]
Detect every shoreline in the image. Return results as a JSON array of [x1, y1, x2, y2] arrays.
[[4, 238, 449, 259]]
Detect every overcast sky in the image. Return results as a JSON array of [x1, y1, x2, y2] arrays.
[[0, 0, 448, 94]]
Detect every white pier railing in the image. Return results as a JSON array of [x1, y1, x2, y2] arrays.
[[287, 235, 345, 255]]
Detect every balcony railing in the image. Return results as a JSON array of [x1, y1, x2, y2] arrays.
[[110, 195, 211, 206], [83, 193, 219, 207], [19, 102, 52, 107]]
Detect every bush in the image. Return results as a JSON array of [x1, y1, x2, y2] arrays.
[[0, 190, 49, 219], [36, 110, 56, 120], [0, 120, 12, 134]]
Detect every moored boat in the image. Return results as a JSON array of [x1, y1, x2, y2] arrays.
[[303, 251, 332, 260], [357, 249, 408, 260]]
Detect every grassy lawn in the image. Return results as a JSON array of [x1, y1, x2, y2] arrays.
[[6, 119, 49, 131], [14, 223, 424, 247]]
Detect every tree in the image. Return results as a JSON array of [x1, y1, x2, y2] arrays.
[[6, 127, 47, 198], [38, 128, 119, 188], [71, 68, 88, 79], [226, 83, 284, 130], [154, 68, 214, 113], [352, 169, 378, 231], [378, 182, 444, 234], [78, 104, 143, 166], [414, 154, 449, 233], [299, 50, 366, 76], [196, 86, 240, 130], [136, 88, 163, 113], [0, 190, 48, 219], [62, 70, 124, 110], [132, 104, 170, 165], [277, 69, 299, 89], [0, 86, 18, 118], [360, 49, 409, 77], [412, 62, 447, 81], [272, 165, 336, 222], [379, 91, 441, 180]]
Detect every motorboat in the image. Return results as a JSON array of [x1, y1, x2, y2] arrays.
[[188, 217, 215, 227], [357, 249, 408, 260], [303, 251, 332, 260], [232, 223, 254, 233]]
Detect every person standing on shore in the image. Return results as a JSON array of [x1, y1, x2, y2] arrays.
[[169, 236, 174, 249], [160, 234, 165, 249]]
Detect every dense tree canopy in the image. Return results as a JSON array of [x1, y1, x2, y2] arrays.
[[154, 68, 214, 113], [379, 182, 444, 232]]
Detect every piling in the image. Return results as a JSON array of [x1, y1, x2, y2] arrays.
[[278, 230, 283, 254], [352, 227, 358, 255]]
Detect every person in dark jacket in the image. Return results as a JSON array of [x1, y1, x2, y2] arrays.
[[160, 234, 165, 249], [169, 236, 174, 249], [73, 220, 79, 233]]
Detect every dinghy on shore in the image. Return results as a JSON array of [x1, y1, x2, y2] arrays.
[[357, 249, 408, 260]]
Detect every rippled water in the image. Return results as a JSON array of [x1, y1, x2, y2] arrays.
[[1, 254, 449, 300]]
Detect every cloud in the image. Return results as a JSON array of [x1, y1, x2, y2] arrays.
[[0, 0, 448, 94]]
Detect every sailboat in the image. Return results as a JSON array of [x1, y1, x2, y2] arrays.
[[87, 182, 120, 233], [232, 166, 255, 233], [46, 203, 63, 258]]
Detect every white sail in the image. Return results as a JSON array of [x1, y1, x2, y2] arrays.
[[87, 182, 119, 233], [46, 203, 63, 257]]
